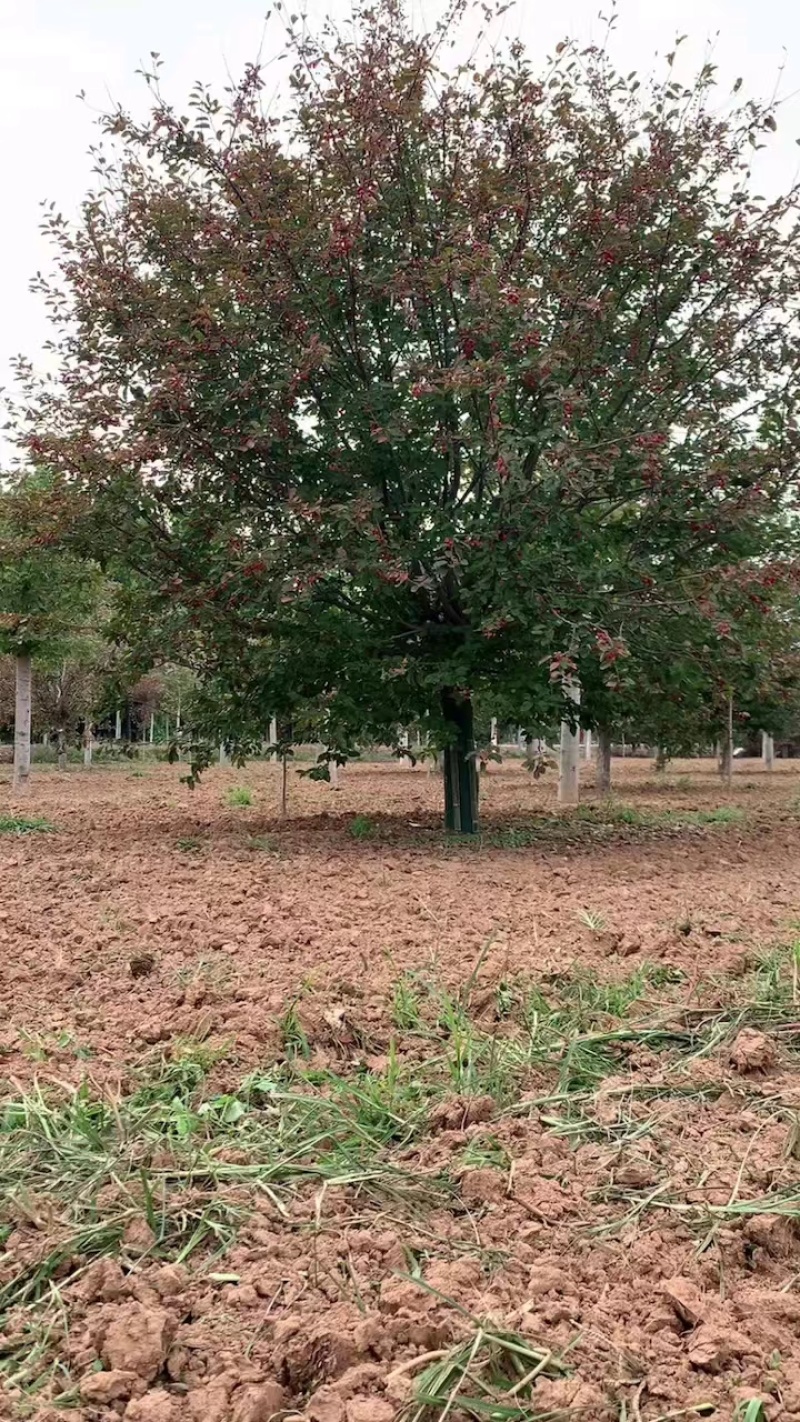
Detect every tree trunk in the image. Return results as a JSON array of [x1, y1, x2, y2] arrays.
[[57, 727, 67, 771], [115, 710, 122, 740], [83, 724, 93, 767], [654, 746, 668, 772], [762, 730, 774, 772], [12, 653, 32, 794], [720, 695, 733, 787], [557, 681, 580, 807], [441, 688, 479, 834], [719, 730, 732, 783], [398, 728, 413, 769], [149, 712, 155, 745], [583, 728, 593, 761], [597, 726, 612, 796], [329, 758, 340, 788], [281, 753, 288, 817], [219, 744, 228, 766], [269, 716, 278, 763]]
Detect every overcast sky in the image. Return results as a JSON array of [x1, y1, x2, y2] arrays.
[[2, 0, 800, 436]]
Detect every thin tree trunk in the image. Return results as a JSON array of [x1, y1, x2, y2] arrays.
[[719, 730, 732, 783], [329, 758, 340, 788], [720, 695, 734, 788], [281, 753, 288, 817], [597, 726, 612, 796], [654, 746, 668, 772], [83, 724, 93, 767], [149, 712, 155, 745], [57, 727, 67, 771], [398, 728, 413, 769], [557, 681, 580, 807], [115, 710, 122, 740], [219, 744, 228, 766], [441, 688, 479, 833], [269, 716, 278, 763], [583, 728, 593, 761], [762, 730, 774, 772], [13, 653, 32, 794]]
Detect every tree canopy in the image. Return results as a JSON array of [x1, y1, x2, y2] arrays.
[[13, 0, 800, 824]]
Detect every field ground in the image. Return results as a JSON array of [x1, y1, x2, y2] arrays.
[[1, 757, 800, 1421]]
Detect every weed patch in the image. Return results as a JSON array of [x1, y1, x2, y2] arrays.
[[225, 785, 253, 807], [0, 814, 53, 835]]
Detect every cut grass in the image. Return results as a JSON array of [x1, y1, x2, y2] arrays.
[[404, 1321, 568, 1421], [459, 802, 747, 851], [3, 953, 799, 1409], [0, 814, 54, 835], [0, 1050, 451, 1326]]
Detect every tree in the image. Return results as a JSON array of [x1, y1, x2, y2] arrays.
[[16, 1, 800, 829], [0, 479, 101, 790], [579, 555, 800, 787]]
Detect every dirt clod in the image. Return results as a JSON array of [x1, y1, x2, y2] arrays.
[[124, 1389, 179, 1421], [130, 952, 156, 979], [79, 1369, 141, 1404], [729, 1027, 777, 1073], [102, 1304, 175, 1382], [662, 1276, 707, 1327], [231, 1381, 287, 1421]]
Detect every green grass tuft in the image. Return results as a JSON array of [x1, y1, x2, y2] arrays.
[[0, 814, 54, 835], [225, 785, 253, 807]]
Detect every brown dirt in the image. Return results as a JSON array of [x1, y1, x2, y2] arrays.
[[1, 755, 800, 1421]]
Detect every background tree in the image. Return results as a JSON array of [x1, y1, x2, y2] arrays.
[[16, 1, 800, 828], [0, 478, 102, 790]]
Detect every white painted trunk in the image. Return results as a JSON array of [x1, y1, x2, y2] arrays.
[[719, 733, 732, 783], [149, 712, 155, 744], [269, 716, 278, 763], [762, 731, 774, 771], [57, 728, 67, 771], [329, 759, 340, 789], [583, 728, 593, 761], [83, 726, 93, 767], [398, 728, 413, 769], [219, 744, 228, 766], [558, 681, 580, 807], [597, 727, 612, 796], [13, 653, 32, 794], [115, 710, 122, 740], [490, 717, 499, 747]]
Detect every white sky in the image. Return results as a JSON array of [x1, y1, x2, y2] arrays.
[[1, 0, 799, 438]]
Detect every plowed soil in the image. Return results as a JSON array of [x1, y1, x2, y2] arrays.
[[1, 755, 800, 1422]]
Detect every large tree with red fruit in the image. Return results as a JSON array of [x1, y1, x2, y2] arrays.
[[15, 0, 800, 828]]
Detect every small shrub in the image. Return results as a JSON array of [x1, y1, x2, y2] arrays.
[[226, 786, 253, 807], [349, 814, 375, 840]]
